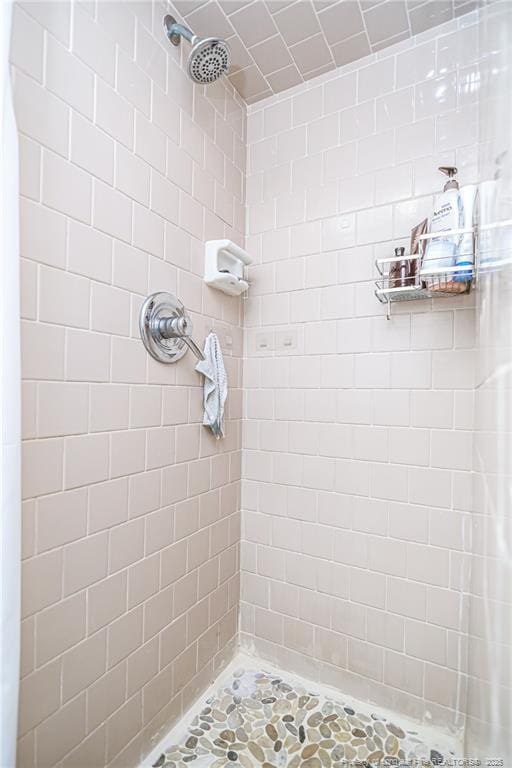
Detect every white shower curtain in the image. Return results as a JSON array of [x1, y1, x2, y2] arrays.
[[0, 1, 21, 766]]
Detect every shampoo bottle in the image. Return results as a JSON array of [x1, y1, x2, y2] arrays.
[[420, 166, 461, 290]]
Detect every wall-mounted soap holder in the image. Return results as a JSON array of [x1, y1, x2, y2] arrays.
[[204, 239, 252, 296]]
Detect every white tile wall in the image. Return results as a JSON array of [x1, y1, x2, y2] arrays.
[[13, 1, 245, 766], [242, 13, 479, 732]]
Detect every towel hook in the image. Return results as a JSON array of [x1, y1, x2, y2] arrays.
[[139, 291, 205, 363]]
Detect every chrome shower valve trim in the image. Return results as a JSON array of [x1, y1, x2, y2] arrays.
[[139, 291, 205, 364]]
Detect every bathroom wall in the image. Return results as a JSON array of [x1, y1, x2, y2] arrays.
[[241, 14, 479, 731], [466, 0, 512, 760], [12, 2, 245, 765]]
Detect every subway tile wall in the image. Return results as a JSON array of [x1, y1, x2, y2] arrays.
[[12, 1, 245, 765], [241, 12, 480, 732]]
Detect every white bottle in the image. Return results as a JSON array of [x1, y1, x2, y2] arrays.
[[421, 166, 461, 291], [454, 184, 477, 283]]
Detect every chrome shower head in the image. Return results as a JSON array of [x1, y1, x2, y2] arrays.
[[188, 37, 231, 84], [163, 15, 231, 84]]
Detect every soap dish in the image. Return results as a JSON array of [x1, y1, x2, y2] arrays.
[[204, 239, 252, 297]]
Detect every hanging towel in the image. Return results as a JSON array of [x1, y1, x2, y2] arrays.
[[195, 332, 227, 439]]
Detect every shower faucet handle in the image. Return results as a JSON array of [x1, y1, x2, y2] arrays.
[[158, 314, 192, 339], [139, 291, 205, 364], [157, 312, 205, 361]]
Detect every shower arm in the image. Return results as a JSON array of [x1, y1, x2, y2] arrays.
[[164, 17, 198, 47]]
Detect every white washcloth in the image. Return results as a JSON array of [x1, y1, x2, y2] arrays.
[[195, 332, 227, 439]]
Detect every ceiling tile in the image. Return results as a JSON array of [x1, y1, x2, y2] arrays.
[[250, 34, 294, 76], [164, 0, 476, 103], [226, 34, 256, 72], [364, 0, 410, 46], [360, 0, 387, 9], [371, 29, 410, 51], [218, 0, 250, 14], [317, 1, 365, 46], [185, 1, 235, 38], [265, 0, 297, 12], [273, 1, 321, 47], [245, 89, 273, 104], [229, 1, 279, 48], [409, 0, 453, 35], [229, 63, 270, 99], [331, 31, 371, 67], [313, 0, 338, 9], [454, 0, 477, 17], [290, 32, 333, 75], [266, 63, 303, 91], [303, 61, 335, 81], [173, 0, 210, 16]]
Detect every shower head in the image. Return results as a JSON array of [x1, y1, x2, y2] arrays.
[[188, 37, 231, 84], [163, 14, 231, 84]]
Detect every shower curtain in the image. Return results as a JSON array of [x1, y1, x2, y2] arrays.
[[0, 1, 21, 765]]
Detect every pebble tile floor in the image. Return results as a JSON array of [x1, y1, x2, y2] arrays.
[[149, 667, 457, 768]]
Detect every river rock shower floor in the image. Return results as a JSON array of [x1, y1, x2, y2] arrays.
[[149, 667, 455, 768]]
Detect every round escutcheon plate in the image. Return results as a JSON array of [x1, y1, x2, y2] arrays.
[[139, 291, 189, 364]]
